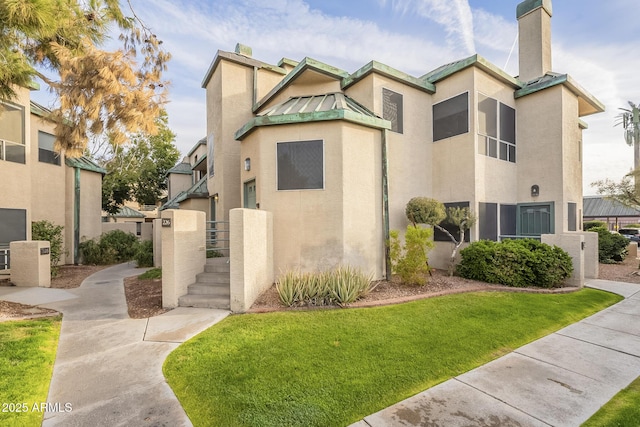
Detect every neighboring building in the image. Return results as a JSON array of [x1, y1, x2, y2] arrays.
[[201, 0, 604, 278], [161, 138, 212, 219], [583, 196, 640, 230], [0, 86, 105, 267]]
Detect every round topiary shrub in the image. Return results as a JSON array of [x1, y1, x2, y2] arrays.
[[589, 226, 628, 263]]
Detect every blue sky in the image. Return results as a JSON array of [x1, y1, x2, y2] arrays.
[[32, 0, 640, 193]]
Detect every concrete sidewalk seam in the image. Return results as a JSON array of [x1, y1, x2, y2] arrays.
[[583, 319, 640, 337], [451, 378, 553, 426], [555, 329, 640, 360]]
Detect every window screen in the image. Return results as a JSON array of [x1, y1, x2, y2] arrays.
[[0, 209, 27, 245], [500, 204, 517, 237], [383, 88, 403, 134], [568, 202, 577, 232], [519, 204, 553, 236], [479, 202, 498, 241], [434, 201, 471, 242], [277, 140, 324, 190], [433, 93, 468, 142], [38, 131, 60, 165]]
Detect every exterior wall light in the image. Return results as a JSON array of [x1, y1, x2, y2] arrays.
[[244, 158, 251, 171], [531, 185, 540, 197], [213, 193, 219, 202]]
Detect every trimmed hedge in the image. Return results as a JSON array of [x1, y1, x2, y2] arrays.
[[457, 239, 573, 288], [590, 226, 628, 263]]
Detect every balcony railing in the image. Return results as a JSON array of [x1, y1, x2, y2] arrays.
[[206, 221, 229, 257], [0, 246, 10, 271]]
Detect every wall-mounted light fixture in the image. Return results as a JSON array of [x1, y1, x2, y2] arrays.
[[213, 193, 219, 202], [244, 157, 251, 171], [531, 185, 540, 197]]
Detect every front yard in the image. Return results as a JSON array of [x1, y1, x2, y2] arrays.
[[164, 289, 620, 427]]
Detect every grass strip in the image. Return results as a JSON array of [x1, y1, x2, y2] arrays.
[[165, 289, 620, 427], [583, 375, 640, 427], [0, 316, 61, 427]]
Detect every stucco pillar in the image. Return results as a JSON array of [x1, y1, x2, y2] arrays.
[[541, 233, 584, 288], [161, 209, 206, 308], [152, 218, 162, 268], [9, 241, 51, 287], [229, 208, 274, 313]]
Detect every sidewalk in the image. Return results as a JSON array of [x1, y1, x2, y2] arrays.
[[0, 263, 229, 427], [351, 279, 640, 427]]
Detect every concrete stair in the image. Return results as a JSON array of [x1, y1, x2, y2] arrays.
[[178, 257, 230, 309]]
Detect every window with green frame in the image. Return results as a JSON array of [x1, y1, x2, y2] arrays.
[[0, 103, 25, 164]]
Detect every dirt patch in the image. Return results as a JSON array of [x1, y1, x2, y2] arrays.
[[597, 257, 640, 284], [123, 276, 170, 319]]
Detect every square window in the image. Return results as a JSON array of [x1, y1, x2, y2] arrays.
[[38, 131, 60, 165], [383, 88, 403, 134], [277, 140, 324, 190], [433, 93, 468, 142]]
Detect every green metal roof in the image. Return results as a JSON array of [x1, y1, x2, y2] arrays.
[[192, 153, 207, 171], [30, 101, 51, 118], [253, 57, 350, 113], [236, 92, 391, 140], [342, 61, 435, 94], [112, 206, 146, 218], [514, 72, 605, 116], [167, 161, 193, 175], [65, 156, 107, 175], [422, 54, 522, 88], [160, 176, 208, 210], [187, 137, 207, 157], [516, 0, 552, 19], [584, 196, 640, 218]]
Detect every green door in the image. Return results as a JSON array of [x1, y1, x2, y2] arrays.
[[244, 179, 256, 209]]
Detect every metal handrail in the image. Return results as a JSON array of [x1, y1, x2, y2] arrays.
[[498, 235, 542, 241], [0, 246, 10, 271], [206, 221, 230, 255]]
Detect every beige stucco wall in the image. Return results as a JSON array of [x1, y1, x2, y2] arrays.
[[1, 88, 33, 241], [229, 208, 274, 312], [241, 120, 385, 278], [518, 3, 552, 82], [168, 173, 192, 200], [10, 240, 50, 287]]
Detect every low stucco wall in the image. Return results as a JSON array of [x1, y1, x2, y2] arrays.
[[10, 241, 50, 287], [541, 233, 585, 288], [229, 208, 274, 312], [161, 209, 206, 308]]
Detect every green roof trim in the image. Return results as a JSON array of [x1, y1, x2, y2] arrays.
[[187, 137, 207, 157], [516, 0, 552, 19], [422, 54, 522, 88], [514, 73, 605, 116], [192, 153, 207, 170], [65, 156, 106, 175], [342, 61, 435, 93], [202, 50, 287, 88], [253, 57, 350, 113], [579, 119, 589, 130], [30, 101, 50, 118], [236, 109, 391, 140], [278, 58, 299, 68], [160, 176, 208, 210]]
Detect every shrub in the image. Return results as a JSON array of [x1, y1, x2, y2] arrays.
[[583, 220, 607, 231], [590, 226, 628, 263], [134, 240, 154, 268], [139, 267, 162, 280], [31, 220, 66, 277], [79, 230, 139, 265], [276, 267, 373, 307], [458, 239, 573, 288], [389, 226, 434, 285]]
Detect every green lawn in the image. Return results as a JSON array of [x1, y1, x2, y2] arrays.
[[583, 376, 640, 427], [0, 316, 61, 427], [164, 289, 621, 427]]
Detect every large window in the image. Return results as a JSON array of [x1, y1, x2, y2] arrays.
[[0, 209, 27, 245], [277, 140, 324, 190], [433, 92, 469, 142], [383, 88, 403, 134], [479, 202, 498, 241], [0, 103, 25, 164], [38, 131, 60, 165], [478, 94, 516, 162]]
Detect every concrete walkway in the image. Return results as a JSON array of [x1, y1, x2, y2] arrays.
[[351, 279, 640, 427], [0, 263, 229, 427]]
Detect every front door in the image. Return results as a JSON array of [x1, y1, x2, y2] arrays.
[[244, 179, 256, 209]]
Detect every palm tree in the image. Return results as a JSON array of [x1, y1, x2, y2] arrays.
[[617, 101, 640, 189]]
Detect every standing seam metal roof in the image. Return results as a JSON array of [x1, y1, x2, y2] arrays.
[[258, 93, 379, 118], [583, 196, 640, 217]]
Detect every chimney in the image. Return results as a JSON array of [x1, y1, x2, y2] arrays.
[[517, 0, 553, 82]]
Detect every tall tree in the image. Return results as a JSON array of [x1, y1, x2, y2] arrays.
[[101, 111, 179, 214], [0, 0, 170, 156]]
